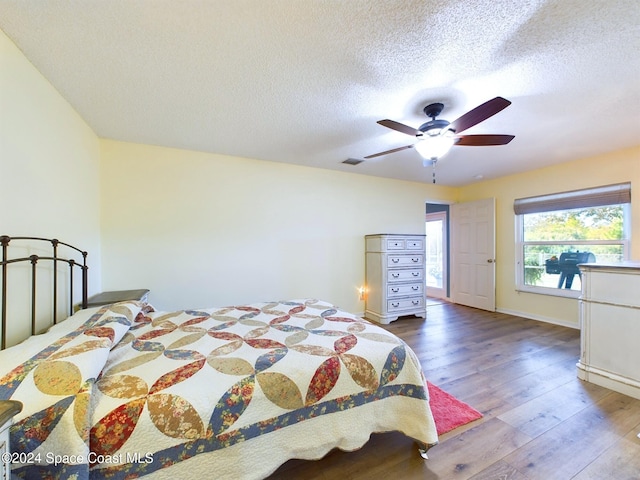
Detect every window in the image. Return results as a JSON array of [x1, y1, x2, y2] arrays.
[[515, 183, 631, 297]]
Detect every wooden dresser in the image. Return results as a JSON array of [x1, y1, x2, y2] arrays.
[[365, 234, 426, 324], [577, 262, 640, 400]]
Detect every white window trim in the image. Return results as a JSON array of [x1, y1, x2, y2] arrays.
[[515, 205, 631, 298]]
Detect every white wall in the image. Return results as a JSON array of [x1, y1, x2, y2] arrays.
[[100, 139, 457, 313], [0, 29, 102, 345]]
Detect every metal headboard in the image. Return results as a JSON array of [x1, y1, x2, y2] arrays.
[[0, 235, 88, 350]]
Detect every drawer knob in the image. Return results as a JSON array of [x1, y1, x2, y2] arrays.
[[392, 288, 399, 293], [392, 273, 400, 278], [412, 286, 418, 291], [412, 258, 419, 262], [392, 258, 400, 263], [412, 300, 419, 305], [412, 272, 419, 277], [391, 302, 399, 308]]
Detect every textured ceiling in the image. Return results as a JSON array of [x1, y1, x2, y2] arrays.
[[1, 0, 639, 186]]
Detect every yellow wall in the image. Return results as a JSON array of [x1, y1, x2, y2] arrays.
[[100, 140, 457, 313], [0, 29, 102, 345], [458, 146, 639, 326]]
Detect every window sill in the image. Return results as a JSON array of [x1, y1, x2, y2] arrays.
[[516, 285, 580, 299]]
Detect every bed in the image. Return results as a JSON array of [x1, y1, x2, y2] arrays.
[[0, 236, 438, 479]]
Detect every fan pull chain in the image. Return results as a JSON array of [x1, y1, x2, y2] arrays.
[[432, 158, 437, 184]]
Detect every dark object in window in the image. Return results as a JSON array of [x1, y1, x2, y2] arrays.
[[545, 251, 595, 289]]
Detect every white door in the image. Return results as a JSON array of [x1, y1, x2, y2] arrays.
[[425, 212, 447, 299], [451, 198, 496, 311]]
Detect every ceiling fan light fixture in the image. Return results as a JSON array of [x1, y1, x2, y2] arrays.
[[414, 130, 455, 160]]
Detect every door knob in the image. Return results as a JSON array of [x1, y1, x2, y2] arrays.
[[487, 259, 495, 263]]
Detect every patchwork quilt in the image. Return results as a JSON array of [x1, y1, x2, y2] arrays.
[[0, 299, 437, 479]]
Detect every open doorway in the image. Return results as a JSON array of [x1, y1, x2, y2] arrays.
[[425, 203, 450, 303]]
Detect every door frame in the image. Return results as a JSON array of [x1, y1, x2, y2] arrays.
[[425, 211, 448, 300]]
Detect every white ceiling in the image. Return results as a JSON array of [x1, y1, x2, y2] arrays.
[[1, 0, 639, 186]]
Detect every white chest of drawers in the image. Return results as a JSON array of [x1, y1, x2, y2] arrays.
[[365, 234, 426, 324], [577, 262, 640, 400], [0, 401, 22, 480]]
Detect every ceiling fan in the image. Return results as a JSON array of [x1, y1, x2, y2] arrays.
[[365, 96, 515, 182]]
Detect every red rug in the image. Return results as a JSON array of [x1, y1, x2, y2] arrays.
[[427, 381, 483, 435]]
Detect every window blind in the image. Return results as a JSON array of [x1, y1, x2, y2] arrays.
[[513, 183, 631, 215]]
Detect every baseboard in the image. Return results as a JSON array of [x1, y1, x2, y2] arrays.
[[577, 362, 640, 400], [495, 307, 579, 330], [361, 304, 578, 329]]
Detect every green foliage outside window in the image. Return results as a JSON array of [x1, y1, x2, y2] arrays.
[[524, 206, 623, 242], [522, 206, 625, 289]]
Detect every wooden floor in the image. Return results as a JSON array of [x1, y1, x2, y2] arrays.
[[267, 301, 640, 479]]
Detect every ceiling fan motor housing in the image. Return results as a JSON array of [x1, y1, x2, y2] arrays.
[[418, 119, 451, 136], [423, 102, 444, 119]]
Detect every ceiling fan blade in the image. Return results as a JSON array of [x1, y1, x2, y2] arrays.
[[454, 134, 515, 146], [449, 97, 511, 134], [377, 119, 421, 136], [364, 144, 414, 159]]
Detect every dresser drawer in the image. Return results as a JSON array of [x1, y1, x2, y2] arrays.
[[387, 297, 424, 312], [388, 269, 423, 282], [405, 238, 424, 250], [386, 239, 405, 250], [388, 283, 423, 297], [387, 255, 424, 267]]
